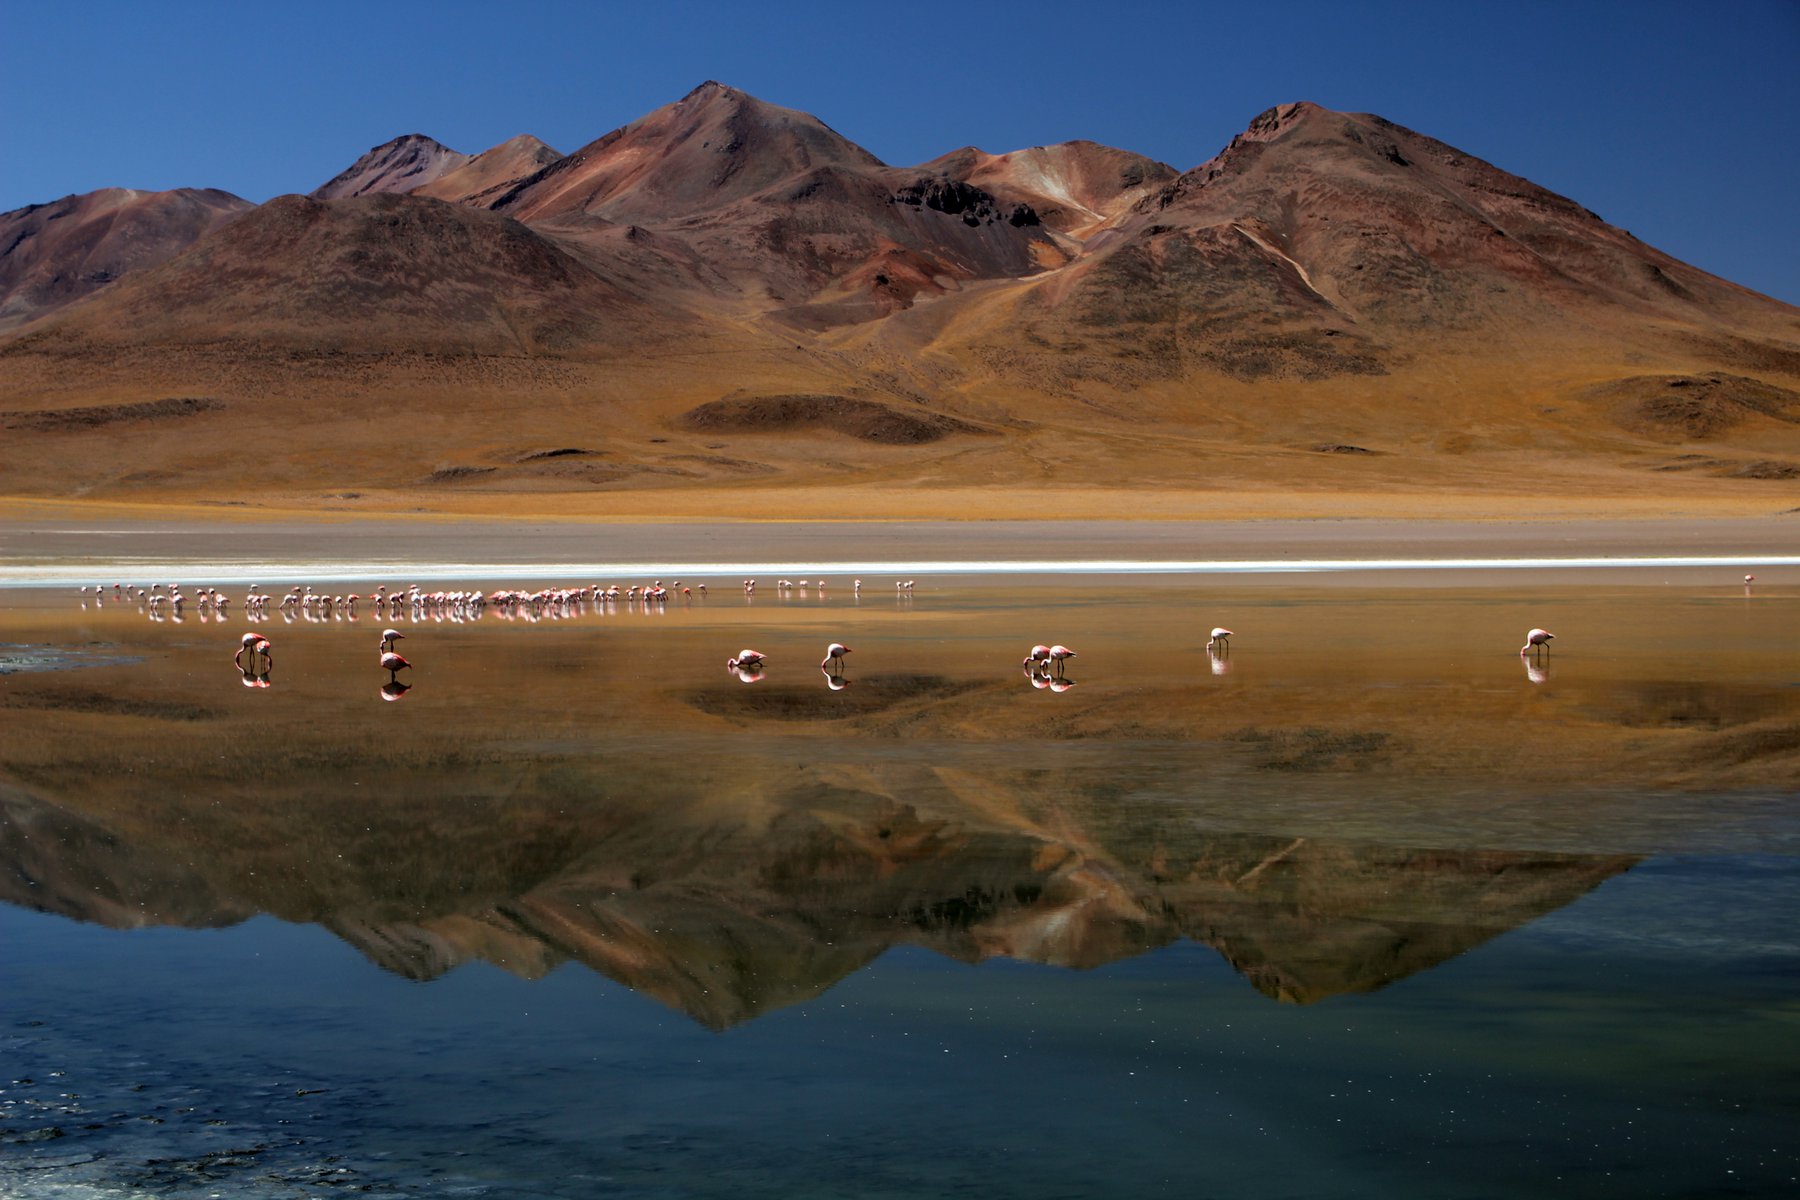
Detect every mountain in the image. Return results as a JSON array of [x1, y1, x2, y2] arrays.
[[914, 101, 1799, 385], [923, 140, 1178, 241], [309, 132, 471, 199], [491, 82, 883, 223], [1, 88, 1797, 506], [14, 191, 676, 356], [483, 81, 1062, 320], [412, 134, 563, 206], [0, 186, 253, 331]]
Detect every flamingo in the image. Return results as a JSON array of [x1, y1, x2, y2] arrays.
[[1047, 645, 1076, 676], [381, 650, 412, 681], [727, 649, 767, 671], [820, 642, 852, 673], [379, 628, 406, 653], [233, 632, 271, 670], [1520, 628, 1554, 658], [1023, 644, 1052, 669], [1207, 627, 1233, 653]]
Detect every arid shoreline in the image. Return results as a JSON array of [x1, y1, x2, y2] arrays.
[[1, 494, 1794, 588]]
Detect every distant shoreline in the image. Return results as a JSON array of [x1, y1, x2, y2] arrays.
[[1, 510, 1793, 590]]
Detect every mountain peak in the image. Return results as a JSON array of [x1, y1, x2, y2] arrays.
[[310, 134, 471, 200], [492, 82, 884, 224]]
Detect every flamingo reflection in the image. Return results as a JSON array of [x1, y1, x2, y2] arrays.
[[1523, 658, 1549, 685], [1208, 645, 1232, 676], [380, 680, 412, 702], [822, 667, 852, 691]]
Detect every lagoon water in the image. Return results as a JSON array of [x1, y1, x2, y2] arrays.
[[1, 573, 1795, 1197]]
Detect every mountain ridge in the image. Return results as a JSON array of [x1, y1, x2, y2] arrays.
[[2, 85, 1796, 506]]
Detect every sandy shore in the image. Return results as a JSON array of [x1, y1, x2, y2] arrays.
[[0, 503, 1792, 564], [1, 502, 1795, 588]]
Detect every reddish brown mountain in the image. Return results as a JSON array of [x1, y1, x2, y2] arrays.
[[28, 191, 675, 355], [0, 187, 252, 331], [1, 89, 1797, 505], [483, 81, 1061, 320], [924, 140, 1177, 241], [309, 133, 471, 200], [412, 134, 563, 207], [490, 82, 881, 223]]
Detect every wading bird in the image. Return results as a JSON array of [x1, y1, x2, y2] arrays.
[[233, 632, 271, 670], [1520, 628, 1554, 659], [1207, 627, 1233, 653], [820, 642, 852, 673], [1047, 645, 1076, 676]]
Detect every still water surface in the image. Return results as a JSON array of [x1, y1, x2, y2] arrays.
[[1, 575, 1795, 1197]]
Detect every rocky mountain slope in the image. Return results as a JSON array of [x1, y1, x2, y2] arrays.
[[1, 85, 1796, 506], [0, 187, 253, 333]]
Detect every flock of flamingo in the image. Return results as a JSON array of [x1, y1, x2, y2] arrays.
[[73, 571, 1768, 698]]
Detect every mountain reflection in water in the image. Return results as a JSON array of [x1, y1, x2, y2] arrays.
[[0, 770, 1633, 1026], [6, 577, 1793, 1026]]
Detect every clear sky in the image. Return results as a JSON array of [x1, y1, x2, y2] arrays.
[[6, 1, 1797, 304]]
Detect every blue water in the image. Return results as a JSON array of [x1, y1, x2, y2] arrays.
[[3, 854, 1796, 1198], [1, 578, 1796, 1197]]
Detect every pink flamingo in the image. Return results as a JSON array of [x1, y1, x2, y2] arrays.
[[381, 650, 412, 681], [1520, 628, 1554, 659], [1047, 645, 1076, 676], [1023, 644, 1052, 669], [821, 642, 852, 673], [1207, 627, 1233, 653], [379, 628, 405, 653], [233, 632, 271, 671], [727, 649, 767, 671]]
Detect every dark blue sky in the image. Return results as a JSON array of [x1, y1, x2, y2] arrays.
[[6, 1, 1797, 303]]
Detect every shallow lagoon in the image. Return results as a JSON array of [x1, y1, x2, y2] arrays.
[[1, 572, 1795, 1197]]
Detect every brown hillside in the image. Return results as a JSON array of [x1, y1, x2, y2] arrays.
[[10, 192, 677, 356], [309, 133, 471, 199], [0, 187, 252, 331], [1, 90, 1798, 511], [413, 134, 564, 206], [923, 140, 1177, 241]]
